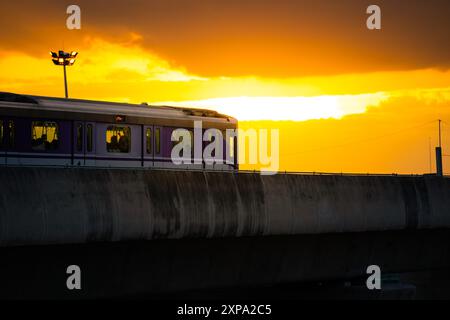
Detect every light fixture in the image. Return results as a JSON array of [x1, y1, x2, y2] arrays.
[[50, 50, 79, 98]]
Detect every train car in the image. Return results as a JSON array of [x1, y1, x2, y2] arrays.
[[0, 92, 238, 170]]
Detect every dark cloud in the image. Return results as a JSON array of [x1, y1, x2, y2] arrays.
[[0, 0, 449, 77]]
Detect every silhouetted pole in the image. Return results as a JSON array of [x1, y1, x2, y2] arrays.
[[63, 64, 68, 98], [436, 119, 443, 176], [429, 137, 432, 173]]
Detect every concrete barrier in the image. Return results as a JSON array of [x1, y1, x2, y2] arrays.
[[0, 167, 449, 247]]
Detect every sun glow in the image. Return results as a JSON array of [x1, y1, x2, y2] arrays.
[[153, 93, 389, 121]]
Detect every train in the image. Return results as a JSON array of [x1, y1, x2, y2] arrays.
[[0, 92, 238, 170]]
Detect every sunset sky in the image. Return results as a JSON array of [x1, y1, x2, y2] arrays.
[[1, 0, 450, 173]]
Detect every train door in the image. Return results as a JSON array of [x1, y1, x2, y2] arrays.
[[1, 119, 16, 166], [0, 119, 5, 165], [84, 122, 96, 166], [73, 121, 96, 166], [154, 126, 163, 167], [143, 125, 154, 167]]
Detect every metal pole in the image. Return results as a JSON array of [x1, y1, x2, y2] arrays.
[[436, 147, 443, 176], [436, 120, 443, 176], [439, 119, 442, 148], [63, 64, 68, 98], [429, 137, 432, 173]]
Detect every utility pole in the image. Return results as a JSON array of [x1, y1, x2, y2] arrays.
[[436, 119, 443, 176]]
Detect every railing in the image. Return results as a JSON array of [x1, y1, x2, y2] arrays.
[[1, 163, 449, 178]]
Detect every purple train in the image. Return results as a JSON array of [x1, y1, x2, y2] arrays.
[[0, 92, 238, 170]]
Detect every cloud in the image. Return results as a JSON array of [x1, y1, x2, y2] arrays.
[[0, 35, 205, 95], [78, 37, 206, 82], [152, 93, 389, 121], [0, 0, 449, 77]]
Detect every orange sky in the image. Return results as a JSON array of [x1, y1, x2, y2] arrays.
[[1, 0, 450, 173]]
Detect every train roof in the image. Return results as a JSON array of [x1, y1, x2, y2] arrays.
[[0, 92, 237, 124]]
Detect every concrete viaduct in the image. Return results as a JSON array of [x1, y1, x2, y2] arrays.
[[0, 167, 449, 298]]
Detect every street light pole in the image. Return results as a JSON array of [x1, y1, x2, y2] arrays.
[[50, 50, 78, 99], [63, 64, 68, 98]]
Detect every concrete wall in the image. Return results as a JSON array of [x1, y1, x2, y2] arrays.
[[0, 167, 449, 247], [2, 230, 450, 299]]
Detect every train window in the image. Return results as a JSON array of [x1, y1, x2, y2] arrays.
[[146, 128, 152, 154], [205, 130, 218, 157], [87, 124, 93, 152], [155, 128, 161, 154], [189, 129, 194, 159], [106, 126, 130, 153], [172, 130, 194, 159], [0, 120, 3, 148], [172, 134, 187, 157], [31, 121, 59, 151], [229, 136, 235, 158], [8, 120, 15, 148], [76, 123, 83, 152]]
